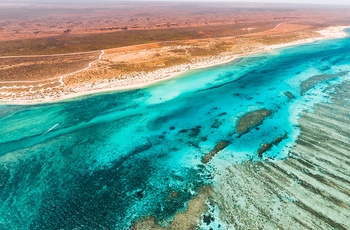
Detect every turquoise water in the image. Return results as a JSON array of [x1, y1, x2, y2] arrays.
[[1, 35, 350, 229], [345, 28, 350, 35]]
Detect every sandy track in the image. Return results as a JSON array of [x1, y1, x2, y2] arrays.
[[0, 50, 101, 59], [0, 50, 104, 95]]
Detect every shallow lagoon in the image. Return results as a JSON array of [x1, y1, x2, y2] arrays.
[[1, 35, 350, 229]]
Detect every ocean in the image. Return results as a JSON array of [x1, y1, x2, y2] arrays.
[[0, 34, 350, 229]]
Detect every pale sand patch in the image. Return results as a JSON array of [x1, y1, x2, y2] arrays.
[[265, 25, 349, 51], [132, 187, 213, 230]]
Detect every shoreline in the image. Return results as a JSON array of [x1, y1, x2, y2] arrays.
[[1, 25, 349, 105]]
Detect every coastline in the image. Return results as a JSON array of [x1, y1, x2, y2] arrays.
[[1, 25, 349, 105]]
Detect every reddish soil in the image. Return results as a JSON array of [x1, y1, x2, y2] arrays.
[[1, 2, 349, 38]]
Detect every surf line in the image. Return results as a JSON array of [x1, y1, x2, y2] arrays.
[[40, 124, 59, 137]]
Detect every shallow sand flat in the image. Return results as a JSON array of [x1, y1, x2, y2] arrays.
[[213, 80, 350, 229]]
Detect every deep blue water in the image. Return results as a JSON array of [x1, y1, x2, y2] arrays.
[[1, 35, 350, 229]]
